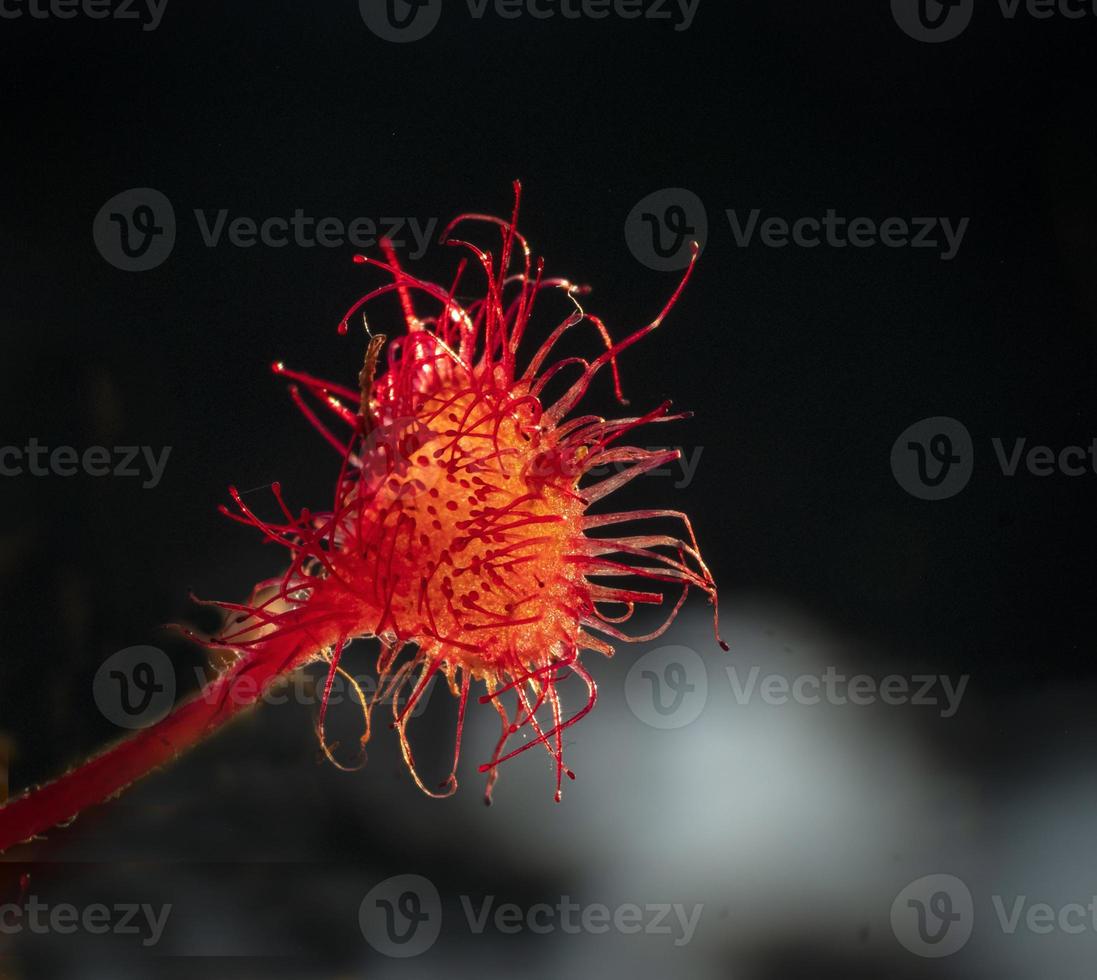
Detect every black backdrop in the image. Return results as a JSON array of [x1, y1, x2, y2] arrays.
[[0, 3, 1095, 978]]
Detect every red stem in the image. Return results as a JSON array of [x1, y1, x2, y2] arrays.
[[0, 630, 323, 854]]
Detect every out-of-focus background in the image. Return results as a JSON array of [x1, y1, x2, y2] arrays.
[[1, 2, 1095, 977]]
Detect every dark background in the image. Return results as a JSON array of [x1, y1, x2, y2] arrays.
[[0, 2, 1095, 977]]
